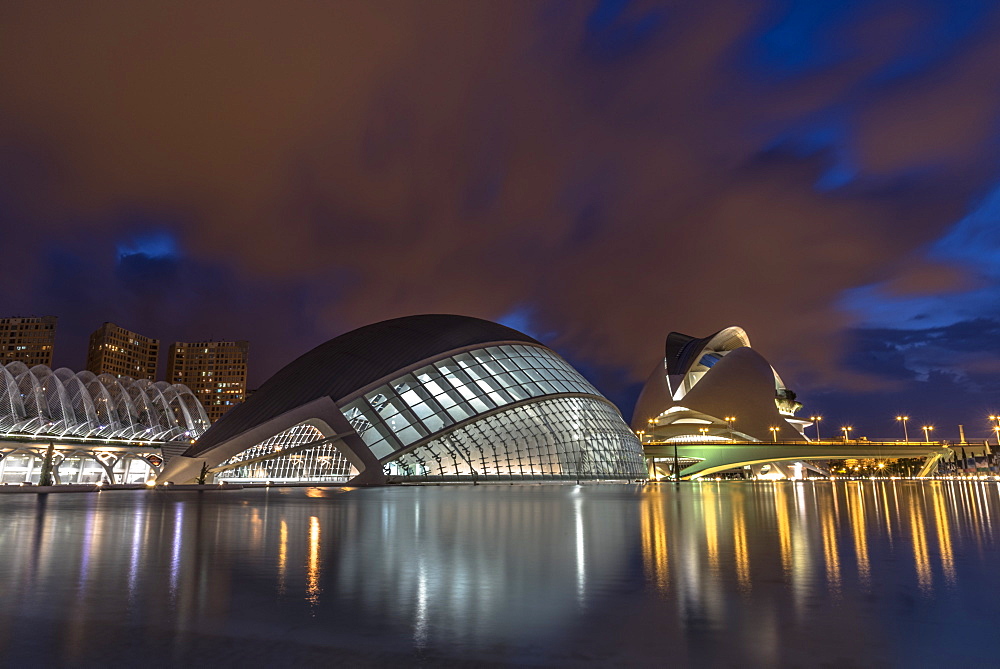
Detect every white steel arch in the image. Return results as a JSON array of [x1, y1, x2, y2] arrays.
[[0, 363, 211, 443]]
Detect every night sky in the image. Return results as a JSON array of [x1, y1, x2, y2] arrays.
[[4, 1, 1000, 440]]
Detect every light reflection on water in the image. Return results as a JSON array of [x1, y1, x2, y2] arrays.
[[0, 481, 998, 665]]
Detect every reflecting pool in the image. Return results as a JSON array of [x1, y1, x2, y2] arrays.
[[1, 481, 999, 666]]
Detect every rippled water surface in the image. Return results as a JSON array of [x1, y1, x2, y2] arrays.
[[2, 481, 999, 666]]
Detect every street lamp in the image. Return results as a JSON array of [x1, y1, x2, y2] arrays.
[[725, 416, 736, 442], [698, 427, 709, 439], [769, 426, 780, 442], [842, 426, 853, 442], [922, 425, 933, 443], [896, 416, 909, 443], [810, 415, 822, 441]]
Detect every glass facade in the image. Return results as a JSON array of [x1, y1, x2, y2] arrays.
[[338, 344, 643, 480], [387, 396, 645, 480], [216, 422, 356, 483]]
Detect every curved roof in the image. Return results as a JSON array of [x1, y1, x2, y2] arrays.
[[190, 314, 541, 455], [665, 326, 750, 376]]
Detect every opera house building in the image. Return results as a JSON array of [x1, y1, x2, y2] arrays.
[[632, 326, 811, 444], [158, 315, 646, 485]]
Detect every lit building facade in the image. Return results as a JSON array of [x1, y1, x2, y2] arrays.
[[160, 315, 646, 485], [0, 316, 57, 367], [167, 340, 249, 423], [86, 322, 160, 380], [633, 326, 811, 444]]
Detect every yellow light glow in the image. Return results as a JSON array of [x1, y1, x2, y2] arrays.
[[307, 516, 321, 604]]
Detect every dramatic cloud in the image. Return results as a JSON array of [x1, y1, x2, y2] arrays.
[[3, 0, 1000, 435]]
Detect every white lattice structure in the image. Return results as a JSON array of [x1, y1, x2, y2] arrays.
[[0, 362, 209, 442], [215, 422, 356, 483]]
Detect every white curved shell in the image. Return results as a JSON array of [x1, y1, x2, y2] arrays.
[[0, 363, 210, 441]]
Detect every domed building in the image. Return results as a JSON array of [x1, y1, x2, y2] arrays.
[[158, 315, 645, 485], [632, 326, 811, 444]]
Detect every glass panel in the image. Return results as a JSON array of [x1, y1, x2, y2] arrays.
[[452, 352, 477, 367], [463, 364, 485, 380], [410, 401, 435, 420], [509, 369, 532, 385], [361, 421, 393, 446], [365, 388, 391, 410], [423, 413, 448, 433], [506, 385, 531, 401], [454, 384, 479, 402], [475, 375, 503, 393], [468, 396, 492, 413], [488, 391, 512, 406], [447, 404, 471, 422], [396, 425, 426, 446], [421, 378, 447, 396], [435, 390, 458, 408], [371, 441, 395, 459]]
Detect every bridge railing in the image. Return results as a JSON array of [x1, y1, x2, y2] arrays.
[[642, 439, 975, 447]]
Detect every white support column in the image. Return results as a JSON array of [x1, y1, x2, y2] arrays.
[[23, 453, 36, 484]]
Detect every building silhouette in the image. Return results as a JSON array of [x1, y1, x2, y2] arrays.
[[167, 340, 249, 423], [86, 322, 159, 380]]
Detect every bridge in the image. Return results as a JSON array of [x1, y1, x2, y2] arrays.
[[642, 440, 955, 479]]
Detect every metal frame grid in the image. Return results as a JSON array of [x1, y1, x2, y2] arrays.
[[216, 422, 355, 483], [340, 344, 602, 459], [386, 395, 646, 480], [0, 362, 209, 442], [337, 343, 643, 480]]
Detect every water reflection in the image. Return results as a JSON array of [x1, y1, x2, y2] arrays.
[[818, 490, 841, 594], [277, 519, 288, 595], [847, 483, 871, 584], [909, 493, 933, 591], [731, 489, 750, 592], [930, 485, 955, 583], [0, 482, 999, 665], [307, 516, 321, 606]]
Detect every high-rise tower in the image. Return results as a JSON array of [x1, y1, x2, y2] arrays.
[[86, 322, 159, 380], [167, 340, 248, 423], [0, 316, 57, 367]]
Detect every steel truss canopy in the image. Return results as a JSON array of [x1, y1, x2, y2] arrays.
[[0, 362, 210, 443]]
